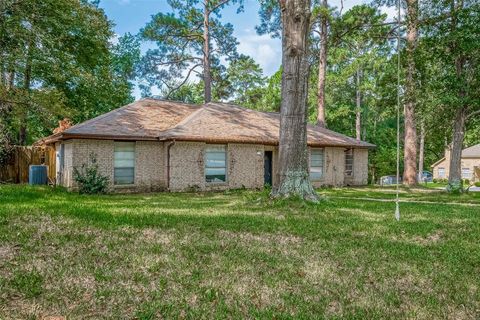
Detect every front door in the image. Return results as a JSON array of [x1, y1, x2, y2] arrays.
[[264, 151, 273, 186]]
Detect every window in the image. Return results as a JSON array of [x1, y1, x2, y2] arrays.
[[205, 145, 226, 183], [345, 148, 354, 176], [114, 141, 135, 185], [462, 168, 471, 179], [309, 148, 324, 180], [438, 167, 446, 178]]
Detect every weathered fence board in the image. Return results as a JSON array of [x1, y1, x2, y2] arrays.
[[0, 146, 56, 184]]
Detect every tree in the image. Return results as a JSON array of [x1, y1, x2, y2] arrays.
[[226, 55, 265, 106], [402, 0, 419, 186], [273, 0, 318, 201], [419, 0, 480, 191], [138, 0, 243, 103], [0, 0, 135, 144], [315, 0, 328, 127]]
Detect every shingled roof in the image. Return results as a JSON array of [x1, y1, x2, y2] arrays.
[[37, 98, 375, 148]]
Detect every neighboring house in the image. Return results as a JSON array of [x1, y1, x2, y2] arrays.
[[431, 144, 480, 182], [36, 98, 375, 192]]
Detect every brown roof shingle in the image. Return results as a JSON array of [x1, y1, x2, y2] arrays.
[[39, 98, 375, 148]]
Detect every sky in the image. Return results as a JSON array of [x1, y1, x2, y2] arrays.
[[98, 0, 395, 98]]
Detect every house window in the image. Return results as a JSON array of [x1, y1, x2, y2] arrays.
[[438, 167, 446, 178], [461, 168, 471, 179], [205, 145, 226, 183], [114, 141, 135, 185], [345, 148, 354, 176], [309, 148, 324, 181]]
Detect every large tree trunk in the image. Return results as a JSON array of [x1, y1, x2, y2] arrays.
[[448, 106, 466, 187], [316, 0, 328, 127], [203, 3, 212, 103], [273, 0, 318, 202], [355, 68, 361, 140], [417, 122, 425, 183], [447, 0, 466, 192], [402, 0, 418, 186]]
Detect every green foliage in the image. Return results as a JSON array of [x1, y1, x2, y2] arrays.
[[73, 153, 109, 194], [474, 182, 480, 187], [226, 55, 266, 107], [0, 0, 136, 144], [0, 124, 13, 165], [137, 0, 244, 101], [446, 180, 463, 194]]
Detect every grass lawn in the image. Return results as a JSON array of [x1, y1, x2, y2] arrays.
[[0, 185, 479, 319]]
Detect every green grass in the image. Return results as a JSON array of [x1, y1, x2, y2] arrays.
[[0, 185, 479, 319]]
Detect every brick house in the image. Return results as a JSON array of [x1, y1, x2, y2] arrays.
[[37, 98, 375, 192], [431, 144, 480, 182]]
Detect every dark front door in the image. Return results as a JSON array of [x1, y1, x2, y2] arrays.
[[264, 151, 273, 186]]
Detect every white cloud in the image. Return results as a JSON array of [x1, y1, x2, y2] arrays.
[[236, 31, 282, 76]]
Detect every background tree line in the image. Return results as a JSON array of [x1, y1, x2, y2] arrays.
[[1, 0, 479, 191]]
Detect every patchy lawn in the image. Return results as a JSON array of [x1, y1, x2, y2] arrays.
[[0, 185, 479, 319]]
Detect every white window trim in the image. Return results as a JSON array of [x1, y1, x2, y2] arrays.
[[114, 141, 136, 186], [438, 167, 446, 178], [204, 145, 228, 184], [345, 148, 354, 177], [309, 148, 325, 181]]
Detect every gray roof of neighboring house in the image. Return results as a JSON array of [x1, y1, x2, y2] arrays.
[[461, 144, 480, 157], [430, 143, 480, 167], [36, 98, 376, 149]]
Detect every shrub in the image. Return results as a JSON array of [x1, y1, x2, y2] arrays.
[[475, 181, 480, 187], [73, 153, 109, 194], [0, 127, 13, 166], [446, 180, 463, 194]]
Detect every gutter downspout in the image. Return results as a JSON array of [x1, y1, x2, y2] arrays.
[[165, 139, 176, 191]]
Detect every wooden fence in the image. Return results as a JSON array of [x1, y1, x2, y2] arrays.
[[0, 146, 56, 184]]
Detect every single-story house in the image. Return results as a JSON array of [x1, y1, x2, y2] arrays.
[[431, 144, 480, 182], [36, 98, 375, 192]]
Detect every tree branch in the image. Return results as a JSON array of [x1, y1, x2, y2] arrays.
[[466, 109, 480, 120], [165, 63, 202, 98]]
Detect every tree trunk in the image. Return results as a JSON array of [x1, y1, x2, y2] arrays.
[[448, 106, 466, 186], [402, 0, 418, 186], [19, 39, 33, 146], [273, 0, 318, 202], [447, 0, 466, 192], [355, 68, 361, 140], [417, 122, 425, 183], [203, 2, 212, 103], [316, 0, 328, 127]]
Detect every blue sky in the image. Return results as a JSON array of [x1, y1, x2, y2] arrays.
[[98, 0, 393, 98]]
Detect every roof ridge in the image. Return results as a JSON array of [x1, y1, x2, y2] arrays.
[[162, 105, 206, 134]]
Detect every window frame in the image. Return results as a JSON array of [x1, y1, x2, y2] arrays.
[[309, 148, 325, 181], [438, 167, 446, 178], [204, 145, 227, 184], [461, 167, 471, 179], [114, 141, 136, 186], [345, 148, 354, 177]]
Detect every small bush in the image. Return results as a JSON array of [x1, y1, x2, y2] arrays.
[[446, 180, 463, 194], [73, 153, 109, 194], [474, 181, 480, 187]]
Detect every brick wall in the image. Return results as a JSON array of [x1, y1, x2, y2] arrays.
[[60, 139, 166, 192], [168, 142, 265, 191], [136, 141, 166, 192], [228, 144, 264, 189], [352, 148, 369, 185], [58, 139, 370, 192]]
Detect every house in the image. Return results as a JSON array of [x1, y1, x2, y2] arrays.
[[431, 144, 480, 182], [36, 98, 375, 192]]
